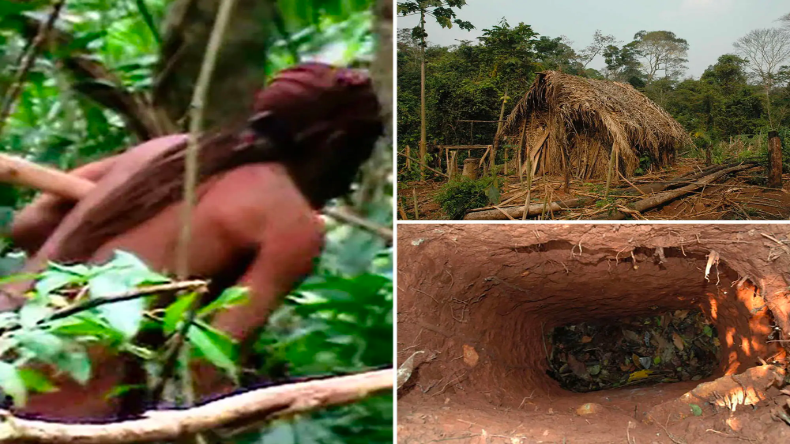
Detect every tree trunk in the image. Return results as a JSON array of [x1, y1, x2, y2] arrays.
[[419, 12, 427, 181], [768, 131, 783, 188], [489, 87, 508, 173], [462, 158, 480, 180], [155, 0, 274, 130]]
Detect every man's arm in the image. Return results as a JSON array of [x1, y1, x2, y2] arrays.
[[11, 156, 118, 254]]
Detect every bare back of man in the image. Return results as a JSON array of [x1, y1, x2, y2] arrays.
[[11, 134, 324, 420]]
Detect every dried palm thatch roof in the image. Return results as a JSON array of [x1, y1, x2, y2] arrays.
[[499, 71, 692, 179]]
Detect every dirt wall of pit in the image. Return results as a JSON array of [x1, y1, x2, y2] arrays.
[[397, 224, 790, 407]]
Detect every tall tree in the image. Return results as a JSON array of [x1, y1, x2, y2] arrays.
[[734, 28, 790, 129], [579, 30, 619, 68], [603, 42, 644, 86], [398, 1, 474, 180], [632, 30, 689, 83]]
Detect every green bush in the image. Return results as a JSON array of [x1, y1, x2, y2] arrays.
[[435, 176, 502, 219]]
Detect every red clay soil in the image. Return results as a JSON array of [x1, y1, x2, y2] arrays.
[[397, 224, 790, 443]]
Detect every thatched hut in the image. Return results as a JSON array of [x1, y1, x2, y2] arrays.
[[498, 71, 692, 179]]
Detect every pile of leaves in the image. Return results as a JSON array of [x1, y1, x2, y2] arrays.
[[547, 309, 720, 393], [435, 176, 502, 219]]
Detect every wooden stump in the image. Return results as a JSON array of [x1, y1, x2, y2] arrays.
[[462, 158, 480, 180], [768, 131, 783, 188]]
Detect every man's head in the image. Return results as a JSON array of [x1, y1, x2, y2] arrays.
[[247, 63, 384, 203]]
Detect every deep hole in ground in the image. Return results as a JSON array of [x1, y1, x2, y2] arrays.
[[397, 225, 790, 444]]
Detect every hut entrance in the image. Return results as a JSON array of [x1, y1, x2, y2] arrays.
[[398, 225, 790, 444]]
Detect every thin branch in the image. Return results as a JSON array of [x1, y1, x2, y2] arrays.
[[149, 287, 209, 404], [134, 0, 162, 45], [0, 0, 67, 136], [48, 280, 208, 324], [323, 207, 393, 242], [176, 0, 239, 278], [0, 369, 393, 444]]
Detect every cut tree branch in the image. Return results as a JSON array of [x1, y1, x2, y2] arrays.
[[0, 369, 393, 443]]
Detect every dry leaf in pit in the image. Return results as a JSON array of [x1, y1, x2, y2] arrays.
[[673, 332, 685, 351], [674, 310, 689, 319], [581, 335, 592, 343], [567, 354, 590, 380], [627, 369, 653, 383], [622, 329, 642, 343]]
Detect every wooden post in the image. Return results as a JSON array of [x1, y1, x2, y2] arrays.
[[705, 143, 711, 167], [504, 143, 509, 176], [605, 145, 616, 198], [444, 147, 453, 179], [412, 188, 419, 220], [563, 148, 570, 193], [463, 158, 480, 180], [517, 119, 528, 183], [405, 145, 411, 169], [768, 130, 783, 188], [523, 155, 532, 220]]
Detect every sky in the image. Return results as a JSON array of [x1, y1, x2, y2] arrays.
[[398, 0, 789, 78]]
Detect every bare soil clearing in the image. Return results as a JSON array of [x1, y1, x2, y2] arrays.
[[397, 224, 790, 443]]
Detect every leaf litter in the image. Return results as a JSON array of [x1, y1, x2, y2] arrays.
[[547, 310, 720, 392]]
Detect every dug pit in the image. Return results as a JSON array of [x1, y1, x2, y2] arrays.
[[397, 224, 790, 444]]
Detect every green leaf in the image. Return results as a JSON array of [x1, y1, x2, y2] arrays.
[[35, 270, 79, 297], [16, 330, 65, 363], [18, 368, 56, 394], [163, 292, 197, 335], [703, 325, 713, 337], [198, 287, 249, 317], [0, 311, 19, 330], [56, 346, 91, 384], [690, 403, 703, 416], [19, 298, 53, 328], [49, 315, 124, 343], [88, 272, 144, 339], [187, 324, 238, 383], [0, 0, 45, 18], [0, 361, 26, 406]]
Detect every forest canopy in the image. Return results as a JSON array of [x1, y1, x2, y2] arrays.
[[397, 16, 790, 160]]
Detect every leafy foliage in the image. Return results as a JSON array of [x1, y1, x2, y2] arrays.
[[435, 176, 502, 219]]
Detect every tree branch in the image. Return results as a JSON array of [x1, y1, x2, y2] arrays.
[[15, 13, 169, 140], [0, 369, 393, 443], [323, 207, 393, 242], [0, 0, 67, 137]]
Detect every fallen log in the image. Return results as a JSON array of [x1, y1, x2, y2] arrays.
[[598, 162, 759, 220], [463, 162, 758, 220], [464, 195, 596, 220]]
